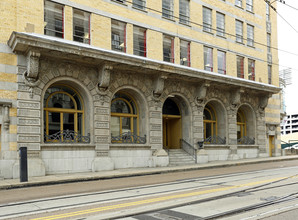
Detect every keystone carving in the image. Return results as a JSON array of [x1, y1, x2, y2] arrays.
[[153, 75, 167, 98], [98, 64, 113, 90], [230, 88, 244, 107], [0, 102, 12, 130], [195, 82, 210, 104]]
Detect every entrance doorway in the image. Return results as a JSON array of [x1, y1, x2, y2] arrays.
[[162, 98, 181, 149]]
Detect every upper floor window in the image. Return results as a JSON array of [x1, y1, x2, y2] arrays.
[[179, 0, 189, 25], [247, 24, 254, 47], [266, 2, 270, 21], [267, 33, 271, 53], [217, 50, 226, 74], [248, 59, 255, 81], [268, 65, 272, 84], [216, 12, 225, 37], [133, 26, 146, 57], [111, 20, 126, 52], [163, 35, 174, 63], [246, 0, 253, 12], [236, 20, 243, 43], [162, 0, 174, 20], [204, 47, 213, 72], [180, 40, 190, 67], [203, 7, 212, 33], [133, 0, 146, 10], [44, 0, 64, 38], [73, 9, 90, 44], [237, 56, 244, 78], [235, 0, 242, 7]]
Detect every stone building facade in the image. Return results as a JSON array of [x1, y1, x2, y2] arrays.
[[0, 0, 281, 178]]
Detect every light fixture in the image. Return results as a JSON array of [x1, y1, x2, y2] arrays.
[[182, 58, 187, 62]]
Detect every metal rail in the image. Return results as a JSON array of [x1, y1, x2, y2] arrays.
[[180, 139, 197, 163]]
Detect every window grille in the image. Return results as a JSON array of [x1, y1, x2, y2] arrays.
[[248, 59, 255, 81], [133, 0, 146, 10], [246, 0, 253, 12], [73, 9, 90, 44], [204, 47, 213, 72], [236, 20, 243, 43], [217, 50, 226, 74], [44, 1, 64, 38], [163, 35, 174, 63], [247, 24, 254, 47], [111, 20, 126, 52], [133, 26, 146, 57], [180, 40, 190, 67], [237, 56, 244, 78], [179, 0, 189, 25], [162, 0, 174, 20], [216, 12, 225, 37], [203, 7, 212, 33]]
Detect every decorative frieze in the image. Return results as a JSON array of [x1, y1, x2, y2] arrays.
[[95, 136, 109, 143], [150, 137, 162, 144], [96, 150, 109, 157], [150, 124, 161, 131], [18, 109, 40, 117], [18, 118, 40, 126], [150, 112, 161, 118], [95, 121, 109, 129], [17, 135, 40, 142], [95, 107, 109, 115], [17, 126, 40, 134], [17, 101, 40, 109]]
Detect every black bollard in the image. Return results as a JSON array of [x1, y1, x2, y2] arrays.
[[19, 147, 28, 182]]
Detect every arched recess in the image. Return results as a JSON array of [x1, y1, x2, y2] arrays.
[[237, 104, 256, 144], [42, 77, 93, 143], [110, 87, 148, 143], [162, 94, 192, 149], [204, 100, 227, 144]]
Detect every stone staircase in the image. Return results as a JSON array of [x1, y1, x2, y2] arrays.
[[168, 149, 196, 166]]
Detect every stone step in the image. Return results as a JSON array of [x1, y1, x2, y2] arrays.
[[168, 149, 196, 166]]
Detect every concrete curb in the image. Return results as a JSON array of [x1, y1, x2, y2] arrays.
[[1, 156, 298, 190]]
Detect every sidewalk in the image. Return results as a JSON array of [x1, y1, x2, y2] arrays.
[[1, 155, 298, 190]]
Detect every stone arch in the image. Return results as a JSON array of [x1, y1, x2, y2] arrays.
[[41, 76, 94, 143], [204, 99, 227, 141], [237, 103, 256, 142], [109, 86, 149, 139]]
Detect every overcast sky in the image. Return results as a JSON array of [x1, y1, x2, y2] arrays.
[[277, 0, 298, 114]]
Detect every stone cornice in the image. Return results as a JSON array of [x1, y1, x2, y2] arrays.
[[8, 32, 281, 94]]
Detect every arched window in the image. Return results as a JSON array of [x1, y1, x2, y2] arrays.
[[44, 85, 88, 143], [111, 92, 139, 138], [237, 110, 246, 140], [203, 104, 217, 140]]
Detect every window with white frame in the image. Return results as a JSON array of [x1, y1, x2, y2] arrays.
[[247, 24, 254, 47], [203, 7, 212, 33], [111, 20, 126, 52], [180, 40, 190, 66], [133, 26, 146, 57], [235, 0, 242, 7], [237, 56, 244, 78], [216, 12, 225, 37], [163, 35, 174, 63], [248, 59, 255, 81], [204, 47, 213, 72], [179, 0, 189, 25], [217, 50, 226, 74], [268, 65, 272, 84], [133, 0, 146, 10], [267, 33, 271, 53], [44, 0, 64, 38], [246, 0, 253, 12], [73, 9, 90, 44], [162, 0, 174, 20], [236, 20, 243, 43]]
